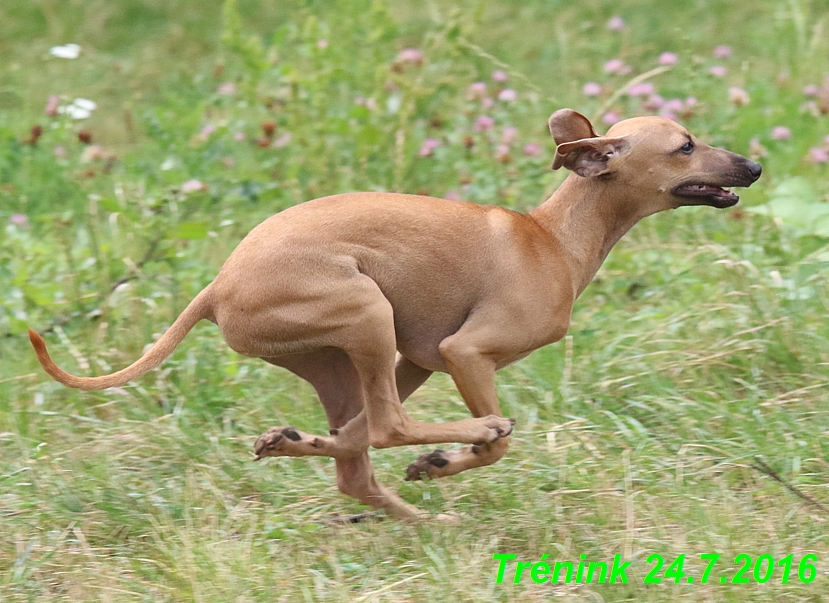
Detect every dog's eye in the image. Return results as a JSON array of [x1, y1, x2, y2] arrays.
[[679, 140, 695, 154]]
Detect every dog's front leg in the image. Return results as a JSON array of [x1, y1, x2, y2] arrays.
[[405, 331, 513, 480]]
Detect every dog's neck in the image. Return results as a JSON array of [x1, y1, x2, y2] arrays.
[[530, 175, 650, 297]]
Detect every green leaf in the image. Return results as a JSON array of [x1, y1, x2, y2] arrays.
[[176, 222, 209, 239], [747, 177, 829, 237], [357, 125, 382, 147]]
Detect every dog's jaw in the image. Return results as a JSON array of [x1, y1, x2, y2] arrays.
[[671, 183, 740, 208]]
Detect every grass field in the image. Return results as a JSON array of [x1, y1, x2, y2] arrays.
[[3, 0, 829, 600]]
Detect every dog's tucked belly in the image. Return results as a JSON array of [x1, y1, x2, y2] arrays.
[[394, 332, 452, 373]]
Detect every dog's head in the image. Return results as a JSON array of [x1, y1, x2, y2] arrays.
[[549, 109, 761, 211]]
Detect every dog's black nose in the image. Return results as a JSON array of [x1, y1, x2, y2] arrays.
[[747, 160, 762, 181]]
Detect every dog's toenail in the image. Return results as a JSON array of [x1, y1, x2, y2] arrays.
[[329, 428, 339, 436], [405, 466, 423, 481], [282, 428, 302, 441], [471, 445, 480, 454], [311, 438, 321, 447]]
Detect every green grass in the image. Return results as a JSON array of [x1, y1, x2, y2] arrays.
[[3, 0, 829, 600]]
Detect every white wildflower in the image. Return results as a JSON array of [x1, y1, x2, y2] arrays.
[[49, 44, 81, 59]]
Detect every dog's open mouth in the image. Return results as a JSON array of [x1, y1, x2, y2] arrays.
[[672, 183, 740, 208]]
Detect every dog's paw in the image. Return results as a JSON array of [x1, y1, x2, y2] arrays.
[[253, 426, 324, 460], [405, 449, 452, 481], [476, 415, 515, 444], [405, 438, 511, 481]]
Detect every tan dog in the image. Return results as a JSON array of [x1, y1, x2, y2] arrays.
[[30, 109, 761, 520]]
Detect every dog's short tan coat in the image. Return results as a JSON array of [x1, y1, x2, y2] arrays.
[[30, 109, 761, 519]]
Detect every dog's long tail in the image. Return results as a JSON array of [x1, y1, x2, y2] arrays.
[[28, 287, 213, 390]]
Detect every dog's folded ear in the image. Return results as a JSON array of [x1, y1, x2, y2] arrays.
[[548, 109, 598, 146], [548, 109, 628, 177], [551, 137, 630, 178]]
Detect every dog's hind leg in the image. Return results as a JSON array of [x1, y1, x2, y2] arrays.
[[255, 353, 434, 460], [255, 348, 369, 460], [340, 282, 513, 449], [256, 348, 422, 519]]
